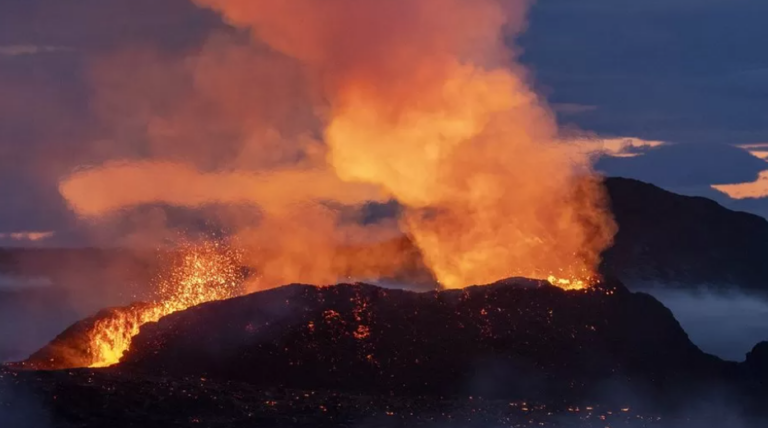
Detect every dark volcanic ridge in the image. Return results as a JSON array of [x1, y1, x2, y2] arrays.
[[16, 278, 768, 408]]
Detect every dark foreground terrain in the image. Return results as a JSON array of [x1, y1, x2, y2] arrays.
[[7, 279, 768, 427], [1, 367, 761, 428]]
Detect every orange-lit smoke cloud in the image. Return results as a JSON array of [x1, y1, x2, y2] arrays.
[[713, 171, 768, 199], [61, 161, 386, 217], [60, 0, 616, 290], [712, 144, 768, 200], [0, 231, 55, 242]]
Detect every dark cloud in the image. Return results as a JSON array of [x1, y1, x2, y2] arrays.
[[0, 0, 224, 52], [0, 54, 86, 236], [0, 54, 101, 238], [521, 0, 768, 144], [596, 143, 767, 187], [0, 0, 229, 242], [519, 0, 768, 217], [597, 143, 768, 218]]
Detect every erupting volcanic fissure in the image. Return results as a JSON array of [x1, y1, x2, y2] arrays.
[[57, 0, 616, 296], [87, 242, 244, 367]]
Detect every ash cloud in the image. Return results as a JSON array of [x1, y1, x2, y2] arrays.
[[53, 0, 616, 291]]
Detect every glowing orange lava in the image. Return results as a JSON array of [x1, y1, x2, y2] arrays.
[[545, 276, 587, 291], [87, 242, 244, 368]]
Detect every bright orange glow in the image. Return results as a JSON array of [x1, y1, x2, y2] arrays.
[[547, 276, 591, 291], [87, 242, 244, 367], [737, 143, 768, 161], [712, 170, 768, 200], [60, 161, 387, 217], [192, 0, 616, 288], [58, 0, 617, 292]]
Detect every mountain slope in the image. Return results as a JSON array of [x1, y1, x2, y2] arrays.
[[602, 177, 768, 290]]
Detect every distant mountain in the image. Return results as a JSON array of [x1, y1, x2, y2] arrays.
[[3, 177, 767, 294], [602, 177, 768, 292]]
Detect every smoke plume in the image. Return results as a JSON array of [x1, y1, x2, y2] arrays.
[[58, 0, 616, 290]]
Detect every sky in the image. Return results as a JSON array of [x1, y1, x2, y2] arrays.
[[1, 0, 768, 246], [519, 0, 768, 217]]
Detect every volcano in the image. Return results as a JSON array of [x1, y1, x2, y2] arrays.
[[4, 177, 768, 296], [18, 278, 768, 403], [7, 278, 768, 427], [7, 180, 768, 425]]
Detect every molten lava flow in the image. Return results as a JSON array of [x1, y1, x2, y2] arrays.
[[88, 242, 244, 368], [547, 276, 590, 291]]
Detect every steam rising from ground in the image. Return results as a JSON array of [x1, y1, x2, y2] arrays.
[[59, 0, 616, 290]]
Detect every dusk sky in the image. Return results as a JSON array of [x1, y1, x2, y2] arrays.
[[1, 0, 768, 246]]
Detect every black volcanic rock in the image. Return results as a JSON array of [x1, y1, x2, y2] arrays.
[[115, 279, 739, 401], [6, 368, 751, 428], [602, 177, 768, 290]]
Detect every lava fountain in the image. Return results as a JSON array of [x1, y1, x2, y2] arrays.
[[19, 242, 245, 370], [89, 242, 245, 367]]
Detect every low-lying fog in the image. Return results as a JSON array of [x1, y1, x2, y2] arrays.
[[645, 287, 768, 361], [0, 275, 78, 363]]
